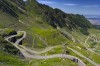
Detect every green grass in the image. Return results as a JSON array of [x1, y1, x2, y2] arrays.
[[29, 58, 78, 66], [0, 11, 19, 28], [41, 46, 63, 55], [17, 13, 68, 49], [0, 28, 13, 34], [17, 32, 23, 36], [0, 51, 28, 66], [1, 2, 100, 66], [68, 42, 100, 64], [65, 47, 94, 66], [39, 44, 93, 66], [31, 27, 67, 46], [68, 28, 100, 64]]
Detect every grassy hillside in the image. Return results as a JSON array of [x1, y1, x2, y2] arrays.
[[0, 0, 93, 47], [0, 0, 100, 66], [0, 51, 27, 66]]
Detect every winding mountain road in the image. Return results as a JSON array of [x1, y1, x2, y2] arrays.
[[5, 31, 86, 66], [15, 31, 26, 45], [67, 47, 100, 66], [19, 45, 61, 54], [84, 35, 100, 55]]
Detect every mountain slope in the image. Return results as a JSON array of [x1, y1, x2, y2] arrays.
[[0, 0, 92, 44], [0, 0, 100, 66], [25, 0, 92, 30], [0, 0, 92, 30]]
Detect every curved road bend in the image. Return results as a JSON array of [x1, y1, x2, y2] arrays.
[[5, 31, 26, 45], [67, 47, 100, 66], [15, 31, 26, 45], [5, 31, 86, 66], [84, 36, 100, 55], [19, 45, 61, 54]]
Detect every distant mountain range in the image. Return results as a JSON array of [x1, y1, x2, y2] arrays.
[[88, 18, 100, 20], [85, 15, 100, 25], [85, 15, 100, 19]]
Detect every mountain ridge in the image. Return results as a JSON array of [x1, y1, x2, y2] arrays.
[[0, 0, 92, 30]]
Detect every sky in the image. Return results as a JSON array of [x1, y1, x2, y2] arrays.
[[37, 0, 100, 16]]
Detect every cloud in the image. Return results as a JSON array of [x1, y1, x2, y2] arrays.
[[64, 3, 77, 6], [83, 5, 99, 7], [23, 0, 27, 1], [38, 1, 55, 4]]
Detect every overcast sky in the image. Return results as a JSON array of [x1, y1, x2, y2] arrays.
[[37, 0, 100, 16]]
